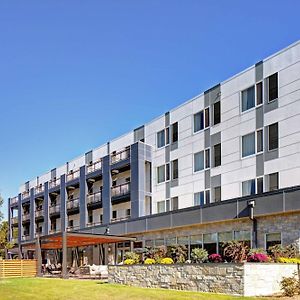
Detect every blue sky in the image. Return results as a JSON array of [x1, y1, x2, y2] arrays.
[[0, 0, 299, 218]]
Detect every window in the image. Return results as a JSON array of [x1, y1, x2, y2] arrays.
[[205, 107, 210, 128], [157, 201, 165, 213], [166, 163, 170, 181], [203, 233, 217, 255], [157, 165, 165, 183], [242, 86, 255, 112], [242, 132, 255, 157], [218, 232, 233, 254], [268, 73, 278, 102], [88, 211, 93, 223], [257, 177, 264, 194], [100, 214, 103, 223], [194, 111, 204, 132], [171, 197, 178, 210], [68, 220, 73, 227], [242, 179, 256, 196], [190, 235, 203, 252], [205, 190, 210, 204], [166, 199, 170, 211], [257, 129, 263, 153], [112, 210, 117, 219], [126, 209, 131, 216], [172, 159, 178, 179], [205, 149, 210, 168], [266, 233, 281, 250], [268, 123, 278, 150], [234, 230, 251, 247], [214, 143, 221, 167], [214, 186, 221, 202], [171, 122, 178, 143], [166, 127, 170, 145], [269, 172, 279, 191], [194, 151, 204, 172], [157, 130, 165, 148], [213, 101, 221, 125], [256, 82, 263, 105], [194, 192, 204, 206]]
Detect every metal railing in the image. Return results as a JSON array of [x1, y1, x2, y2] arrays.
[[111, 215, 131, 223], [35, 232, 43, 237], [11, 216, 18, 225], [49, 177, 61, 188], [66, 198, 79, 210], [22, 213, 30, 221], [111, 148, 130, 164], [87, 191, 102, 205], [111, 182, 130, 197], [66, 169, 80, 182], [49, 229, 59, 234], [34, 185, 44, 194], [22, 191, 30, 199], [87, 160, 102, 173], [66, 225, 80, 232], [21, 235, 30, 241], [10, 197, 18, 206], [86, 221, 102, 227], [35, 209, 44, 218], [49, 204, 60, 215]]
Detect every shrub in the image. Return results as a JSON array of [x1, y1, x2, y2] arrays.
[[145, 246, 167, 263], [144, 258, 156, 265], [222, 241, 249, 263], [124, 251, 140, 264], [124, 259, 135, 265], [208, 253, 223, 263], [167, 244, 188, 263], [247, 253, 269, 262], [280, 274, 300, 297], [191, 248, 208, 263], [248, 248, 267, 255], [160, 257, 174, 264], [277, 257, 300, 264], [268, 243, 299, 261]]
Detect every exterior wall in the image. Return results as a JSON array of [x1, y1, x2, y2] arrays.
[[108, 263, 298, 296]]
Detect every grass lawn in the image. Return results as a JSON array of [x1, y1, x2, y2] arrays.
[[0, 278, 276, 300]]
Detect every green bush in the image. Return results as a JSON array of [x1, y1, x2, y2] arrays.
[[280, 274, 300, 297], [124, 259, 135, 265], [144, 258, 156, 265], [190, 248, 208, 263], [160, 257, 174, 264], [124, 251, 140, 264]]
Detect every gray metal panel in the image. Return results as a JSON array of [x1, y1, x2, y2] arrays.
[[204, 129, 210, 148], [204, 91, 210, 107], [256, 106, 264, 129], [79, 166, 87, 229], [108, 222, 127, 235], [29, 188, 35, 240], [44, 182, 49, 235], [254, 193, 283, 215], [210, 132, 221, 146], [134, 126, 145, 143], [172, 209, 201, 227], [165, 145, 170, 162], [255, 61, 263, 82], [211, 174, 221, 188], [165, 112, 170, 127], [205, 170, 211, 189], [170, 179, 178, 188], [126, 218, 147, 233], [165, 181, 170, 199], [265, 99, 278, 113], [265, 149, 279, 161], [102, 155, 112, 224], [60, 175, 67, 232], [85, 151, 93, 165], [205, 84, 221, 105], [237, 199, 249, 218], [170, 141, 178, 151], [256, 154, 264, 176], [147, 214, 171, 231], [202, 201, 238, 223], [51, 169, 56, 180], [284, 189, 300, 212]]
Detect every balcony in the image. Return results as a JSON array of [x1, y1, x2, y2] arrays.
[[10, 196, 18, 206], [49, 204, 60, 215], [111, 182, 130, 198], [87, 160, 102, 173], [66, 198, 79, 211], [66, 225, 80, 232], [49, 177, 61, 189], [49, 229, 59, 234], [11, 216, 18, 225], [35, 207, 44, 218], [111, 215, 131, 223], [22, 190, 30, 200], [35, 231, 44, 238], [22, 213, 30, 222], [66, 169, 80, 182], [86, 221, 102, 227], [111, 148, 130, 164], [22, 235, 30, 241], [11, 237, 18, 244], [87, 191, 102, 206], [34, 184, 44, 194]]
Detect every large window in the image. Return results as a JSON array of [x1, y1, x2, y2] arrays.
[[171, 197, 178, 210], [268, 73, 278, 102], [214, 143, 221, 167], [242, 179, 256, 196], [171, 122, 178, 143], [242, 132, 255, 157], [241, 86, 255, 112], [172, 159, 178, 179], [194, 151, 204, 172], [213, 101, 221, 125], [190, 235, 202, 252], [194, 111, 204, 133], [218, 231, 233, 255], [234, 230, 251, 247], [269, 172, 279, 191], [157, 165, 165, 183], [214, 186, 221, 202], [203, 233, 217, 255], [268, 123, 278, 151], [266, 233, 281, 250], [194, 191, 204, 206], [157, 201, 165, 213], [157, 130, 166, 148]]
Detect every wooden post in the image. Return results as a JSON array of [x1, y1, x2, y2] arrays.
[[62, 231, 68, 278], [36, 236, 42, 277]]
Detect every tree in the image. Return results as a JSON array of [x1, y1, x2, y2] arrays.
[[0, 195, 13, 258], [0, 194, 3, 221]]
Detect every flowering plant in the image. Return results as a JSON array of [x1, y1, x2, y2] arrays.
[[208, 253, 223, 263], [247, 253, 269, 262]]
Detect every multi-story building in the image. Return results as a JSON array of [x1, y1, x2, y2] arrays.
[[8, 40, 300, 262]]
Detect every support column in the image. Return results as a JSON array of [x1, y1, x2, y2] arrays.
[[79, 166, 87, 229], [102, 155, 112, 224], [18, 194, 22, 245], [36, 237, 42, 277], [60, 175, 67, 232], [62, 231, 68, 278], [44, 182, 50, 235], [30, 188, 35, 240]]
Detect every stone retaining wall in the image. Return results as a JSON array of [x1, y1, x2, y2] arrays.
[[108, 263, 298, 296]]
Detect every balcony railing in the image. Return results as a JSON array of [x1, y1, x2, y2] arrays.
[[86, 221, 102, 227], [111, 148, 130, 164], [111, 182, 130, 197], [35, 184, 44, 194], [49, 177, 61, 188], [49, 204, 60, 215], [10, 196, 18, 206], [87, 191, 102, 205], [11, 216, 18, 225], [35, 209, 44, 218], [22, 235, 30, 241], [49, 229, 59, 234], [87, 160, 102, 173], [22, 213, 30, 221], [22, 190, 30, 199], [66, 198, 79, 210], [66, 225, 80, 232], [66, 169, 80, 182], [111, 215, 131, 223], [35, 232, 44, 237]]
